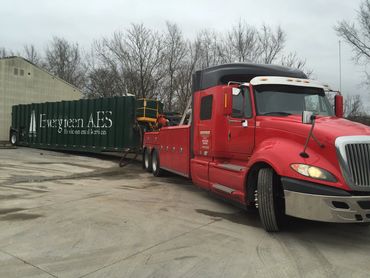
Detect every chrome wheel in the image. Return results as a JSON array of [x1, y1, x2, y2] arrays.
[[144, 151, 150, 169], [152, 150, 164, 177], [10, 133, 17, 145], [143, 148, 152, 172], [152, 155, 157, 172]]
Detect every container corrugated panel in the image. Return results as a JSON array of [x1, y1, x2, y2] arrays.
[[11, 96, 140, 152]]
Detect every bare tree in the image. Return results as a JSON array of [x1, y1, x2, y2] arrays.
[[223, 21, 258, 63], [175, 40, 202, 112], [171, 23, 306, 112], [280, 52, 313, 77], [219, 22, 289, 66], [92, 40, 126, 93], [84, 46, 123, 97], [336, 1, 370, 63], [44, 37, 87, 89], [195, 30, 224, 69], [345, 94, 365, 118], [0, 47, 15, 58], [162, 22, 187, 110], [86, 67, 124, 98], [23, 44, 41, 65], [257, 25, 286, 64], [0, 48, 7, 58], [97, 24, 165, 99], [344, 94, 370, 125], [86, 21, 310, 113], [122, 23, 164, 98]]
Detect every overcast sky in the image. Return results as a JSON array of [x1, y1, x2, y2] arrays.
[[1, 0, 368, 108]]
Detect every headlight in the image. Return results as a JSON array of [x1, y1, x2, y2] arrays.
[[290, 164, 337, 182]]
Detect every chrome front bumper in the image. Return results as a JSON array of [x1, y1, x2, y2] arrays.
[[284, 190, 370, 223], [282, 177, 370, 223]]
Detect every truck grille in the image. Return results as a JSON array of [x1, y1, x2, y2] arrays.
[[345, 144, 370, 187], [336, 136, 370, 191]]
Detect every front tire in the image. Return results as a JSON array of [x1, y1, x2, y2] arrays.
[[257, 168, 285, 232], [151, 149, 164, 177]]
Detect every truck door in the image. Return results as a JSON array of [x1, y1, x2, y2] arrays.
[[227, 87, 255, 157]]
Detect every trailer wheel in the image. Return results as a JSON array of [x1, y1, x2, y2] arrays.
[[143, 148, 152, 172], [10, 131, 18, 145], [152, 149, 164, 177], [257, 168, 285, 232]]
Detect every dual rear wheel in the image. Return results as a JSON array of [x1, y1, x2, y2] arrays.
[[143, 148, 164, 177]]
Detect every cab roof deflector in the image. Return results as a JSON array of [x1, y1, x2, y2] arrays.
[[192, 63, 307, 92]]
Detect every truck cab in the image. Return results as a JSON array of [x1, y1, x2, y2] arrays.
[[143, 63, 370, 232]]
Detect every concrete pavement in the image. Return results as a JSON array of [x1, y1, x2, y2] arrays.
[[0, 148, 369, 278]]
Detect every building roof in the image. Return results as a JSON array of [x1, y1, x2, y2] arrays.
[[192, 63, 307, 92], [0, 56, 82, 93]]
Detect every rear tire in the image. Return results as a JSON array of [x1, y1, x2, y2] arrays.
[[152, 149, 164, 177], [257, 168, 285, 232], [143, 148, 152, 172], [10, 131, 18, 145]]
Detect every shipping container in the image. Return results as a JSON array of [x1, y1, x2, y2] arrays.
[[10, 96, 141, 152]]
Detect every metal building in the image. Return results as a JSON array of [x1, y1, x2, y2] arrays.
[[0, 56, 82, 142]]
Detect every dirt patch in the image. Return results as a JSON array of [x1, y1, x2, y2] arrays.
[[1, 165, 142, 187], [58, 181, 75, 185], [0, 208, 25, 215], [31, 161, 102, 170], [174, 256, 197, 261], [0, 213, 43, 221], [85, 193, 108, 199], [0, 194, 26, 200], [96, 167, 143, 179], [195, 209, 261, 227], [119, 182, 163, 190], [0, 185, 48, 193]]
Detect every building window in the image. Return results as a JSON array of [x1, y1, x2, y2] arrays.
[[20, 69, 24, 76], [200, 95, 213, 120], [14, 68, 18, 75]]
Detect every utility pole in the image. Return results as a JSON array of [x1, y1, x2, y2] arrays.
[[339, 40, 342, 92]]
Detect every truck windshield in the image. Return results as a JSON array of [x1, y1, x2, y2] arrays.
[[254, 84, 334, 116]]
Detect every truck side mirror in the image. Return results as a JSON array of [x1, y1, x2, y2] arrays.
[[222, 86, 233, 115], [334, 94, 344, 118], [302, 111, 315, 124]]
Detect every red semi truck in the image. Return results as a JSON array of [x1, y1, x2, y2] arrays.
[[143, 63, 370, 232]]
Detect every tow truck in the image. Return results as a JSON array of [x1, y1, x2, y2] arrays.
[[143, 63, 370, 232]]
